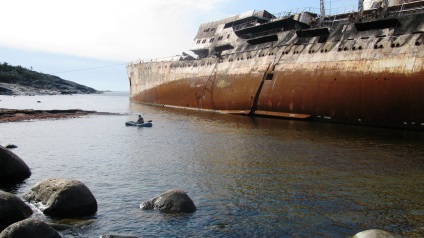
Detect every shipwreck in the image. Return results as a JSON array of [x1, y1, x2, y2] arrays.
[[127, 0, 424, 130]]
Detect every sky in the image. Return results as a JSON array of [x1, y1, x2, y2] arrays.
[[0, 0, 357, 91]]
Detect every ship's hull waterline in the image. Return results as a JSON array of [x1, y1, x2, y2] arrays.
[[128, 9, 424, 130]]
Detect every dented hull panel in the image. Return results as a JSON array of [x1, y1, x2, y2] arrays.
[[258, 67, 424, 128], [129, 61, 424, 130]]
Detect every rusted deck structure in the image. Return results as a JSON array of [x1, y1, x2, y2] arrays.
[[127, 0, 424, 130]]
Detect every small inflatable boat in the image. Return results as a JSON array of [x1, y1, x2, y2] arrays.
[[125, 121, 152, 127]]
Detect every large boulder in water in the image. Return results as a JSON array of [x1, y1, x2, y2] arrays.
[[0, 219, 61, 238], [140, 189, 196, 213], [0, 191, 33, 232], [352, 229, 400, 238], [23, 178, 97, 218], [0, 145, 31, 186]]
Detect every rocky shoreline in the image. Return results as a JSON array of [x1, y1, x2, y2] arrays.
[[0, 109, 116, 123], [0, 143, 198, 237]]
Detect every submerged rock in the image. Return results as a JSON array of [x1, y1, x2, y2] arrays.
[[0, 191, 33, 232], [47, 218, 96, 231], [0, 219, 61, 238], [23, 178, 97, 218], [100, 235, 139, 238], [0, 145, 31, 186], [140, 189, 196, 213], [2, 144, 17, 149], [352, 229, 400, 238]]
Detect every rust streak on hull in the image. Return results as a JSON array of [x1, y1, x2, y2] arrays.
[[127, 4, 424, 130]]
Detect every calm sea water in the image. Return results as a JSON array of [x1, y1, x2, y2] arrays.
[[1, 92, 424, 237]]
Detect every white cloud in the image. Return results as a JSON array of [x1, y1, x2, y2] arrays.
[[0, 0, 228, 62]]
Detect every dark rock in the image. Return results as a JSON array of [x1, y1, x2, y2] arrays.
[[3, 144, 17, 149], [0, 145, 31, 186], [352, 229, 400, 238], [0, 191, 33, 232], [0, 87, 13, 95], [23, 178, 97, 218], [140, 189, 196, 213], [0, 219, 61, 238]]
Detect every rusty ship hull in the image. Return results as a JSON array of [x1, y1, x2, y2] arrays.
[[127, 1, 424, 130]]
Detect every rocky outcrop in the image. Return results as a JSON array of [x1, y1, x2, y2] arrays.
[[0, 145, 31, 186], [0, 109, 107, 123], [352, 229, 401, 238], [0, 191, 33, 232], [23, 178, 97, 218], [2, 144, 17, 149], [0, 62, 99, 96], [0, 219, 61, 238], [140, 189, 196, 213]]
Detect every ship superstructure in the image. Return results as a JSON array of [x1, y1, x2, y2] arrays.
[[127, 0, 424, 130]]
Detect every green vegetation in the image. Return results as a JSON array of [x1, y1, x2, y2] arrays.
[[1, 62, 53, 84], [0, 62, 98, 95], [0, 63, 36, 83]]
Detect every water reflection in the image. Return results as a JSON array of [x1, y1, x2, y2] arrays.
[[129, 103, 424, 236], [1, 96, 423, 237]]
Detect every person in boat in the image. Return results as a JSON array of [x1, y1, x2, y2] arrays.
[[137, 115, 144, 124]]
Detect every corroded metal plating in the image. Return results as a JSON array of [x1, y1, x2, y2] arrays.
[[127, 1, 424, 130]]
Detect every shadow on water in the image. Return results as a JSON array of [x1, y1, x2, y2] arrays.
[[0, 181, 28, 194], [129, 103, 424, 237], [130, 101, 424, 144]]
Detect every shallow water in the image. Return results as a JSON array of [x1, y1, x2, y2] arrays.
[[1, 92, 424, 237]]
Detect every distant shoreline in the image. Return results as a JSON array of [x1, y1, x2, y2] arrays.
[[0, 109, 120, 123]]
